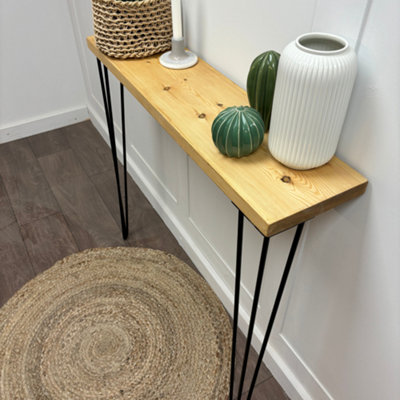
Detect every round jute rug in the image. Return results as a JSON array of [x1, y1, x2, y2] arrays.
[[0, 247, 231, 399]]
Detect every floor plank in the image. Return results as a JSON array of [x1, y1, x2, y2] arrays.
[[38, 148, 87, 187], [20, 213, 79, 275], [0, 138, 60, 225], [90, 167, 195, 268], [63, 120, 113, 176], [0, 176, 15, 230], [0, 222, 35, 307], [28, 128, 70, 158], [38, 147, 123, 249], [50, 173, 125, 250]]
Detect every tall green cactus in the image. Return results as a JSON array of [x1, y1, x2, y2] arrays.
[[246, 50, 280, 131]]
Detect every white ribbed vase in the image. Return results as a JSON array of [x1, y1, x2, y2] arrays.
[[268, 32, 357, 170]]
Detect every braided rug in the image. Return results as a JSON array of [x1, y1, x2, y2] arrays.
[[0, 247, 231, 399]]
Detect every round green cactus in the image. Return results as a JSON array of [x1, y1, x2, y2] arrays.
[[247, 50, 280, 131], [211, 106, 264, 158]]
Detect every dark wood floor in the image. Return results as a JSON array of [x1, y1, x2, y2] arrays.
[[0, 120, 289, 400]]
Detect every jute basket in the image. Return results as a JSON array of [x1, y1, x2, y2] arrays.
[[92, 0, 172, 59]]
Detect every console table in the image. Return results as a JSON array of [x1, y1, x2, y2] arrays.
[[87, 36, 368, 400]]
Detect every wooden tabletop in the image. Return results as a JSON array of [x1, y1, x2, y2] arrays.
[[87, 36, 368, 237]]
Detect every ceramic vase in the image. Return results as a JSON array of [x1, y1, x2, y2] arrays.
[[268, 32, 357, 170]]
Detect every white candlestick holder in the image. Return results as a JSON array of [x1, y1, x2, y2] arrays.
[[159, 38, 198, 70]]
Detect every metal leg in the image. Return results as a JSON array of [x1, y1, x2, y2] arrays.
[[120, 83, 128, 238], [229, 210, 244, 400], [96, 59, 129, 239], [246, 223, 304, 400], [237, 236, 270, 399]]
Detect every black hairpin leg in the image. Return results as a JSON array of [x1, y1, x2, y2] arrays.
[[229, 210, 304, 400], [229, 210, 244, 400], [237, 235, 270, 399], [246, 223, 304, 400], [96, 59, 129, 239]]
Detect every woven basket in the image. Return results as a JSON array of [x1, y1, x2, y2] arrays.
[[92, 0, 172, 59]]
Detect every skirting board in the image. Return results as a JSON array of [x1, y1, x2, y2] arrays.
[[0, 106, 89, 144], [88, 102, 321, 400]]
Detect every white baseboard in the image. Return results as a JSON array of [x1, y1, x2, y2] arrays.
[[267, 335, 333, 400], [87, 103, 318, 400], [0, 106, 89, 144]]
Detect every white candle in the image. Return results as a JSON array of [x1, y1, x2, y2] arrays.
[[171, 0, 183, 40]]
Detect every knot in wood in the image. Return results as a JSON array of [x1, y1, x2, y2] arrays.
[[198, 113, 206, 119], [163, 86, 171, 91], [281, 176, 292, 184]]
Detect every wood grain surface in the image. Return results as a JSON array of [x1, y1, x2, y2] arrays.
[[20, 212, 78, 275], [0, 177, 15, 231], [0, 222, 35, 307], [0, 139, 60, 226], [87, 36, 368, 236]]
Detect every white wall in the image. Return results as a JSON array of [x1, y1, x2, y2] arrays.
[[0, 0, 88, 143], [69, 0, 400, 399]]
